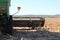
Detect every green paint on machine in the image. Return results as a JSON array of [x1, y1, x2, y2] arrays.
[[0, 0, 10, 16]]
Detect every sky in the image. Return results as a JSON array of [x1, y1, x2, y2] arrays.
[[9, 0, 60, 15]]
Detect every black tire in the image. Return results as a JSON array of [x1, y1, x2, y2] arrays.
[[7, 15, 13, 35]]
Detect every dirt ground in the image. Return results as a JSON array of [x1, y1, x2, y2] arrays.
[[0, 30, 60, 40]]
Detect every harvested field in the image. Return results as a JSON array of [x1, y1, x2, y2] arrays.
[[44, 18, 60, 32]]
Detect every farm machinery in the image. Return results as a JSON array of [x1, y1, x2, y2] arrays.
[[0, 0, 45, 35]]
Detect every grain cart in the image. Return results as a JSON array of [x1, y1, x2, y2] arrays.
[[0, 0, 45, 35]]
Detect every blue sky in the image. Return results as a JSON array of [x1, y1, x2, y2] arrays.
[[9, 0, 60, 15]]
